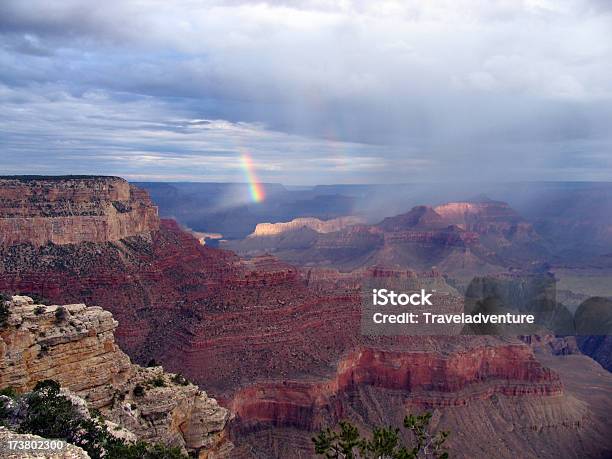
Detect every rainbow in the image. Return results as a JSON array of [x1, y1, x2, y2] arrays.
[[240, 153, 265, 203]]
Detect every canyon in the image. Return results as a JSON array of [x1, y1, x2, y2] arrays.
[[226, 201, 546, 275], [138, 181, 612, 263], [0, 177, 610, 458]]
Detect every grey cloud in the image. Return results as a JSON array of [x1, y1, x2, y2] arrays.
[[2, 34, 53, 56], [0, 82, 395, 183], [0, 0, 611, 183]]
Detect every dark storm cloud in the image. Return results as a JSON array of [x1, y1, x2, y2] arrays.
[[0, 0, 611, 183]]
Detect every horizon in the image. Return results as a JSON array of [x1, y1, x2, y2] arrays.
[[2, 174, 612, 187]]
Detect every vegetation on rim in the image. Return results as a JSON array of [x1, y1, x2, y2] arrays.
[[313, 412, 449, 459]]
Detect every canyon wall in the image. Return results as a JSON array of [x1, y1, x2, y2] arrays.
[[434, 200, 539, 242], [230, 344, 562, 430], [227, 340, 612, 458], [0, 295, 231, 458], [0, 218, 240, 357], [0, 176, 158, 246]]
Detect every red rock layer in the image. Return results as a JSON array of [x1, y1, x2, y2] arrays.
[[0, 210, 559, 402], [229, 345, 562, 431], [0, 219, 239, 356]]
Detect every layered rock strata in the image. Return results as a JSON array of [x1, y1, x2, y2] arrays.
[[434, 200, 540, 244], [226, 202, 543, 273], [230, 344, 562, 430], [0, 176, 158, 246], [0, 296, 231, 458]]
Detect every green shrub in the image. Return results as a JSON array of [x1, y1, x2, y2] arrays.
[[313, 412, 450, 459], [149, 376, 166, 388], [54, 306, 68, 323], [0, 399, 10, 427], [0, 386, 16, 426], [19, 380, 74, 439], [0, 297, 10, 326], [133, 385, 145, 397], [15, 379, 189, 459], [34, 305, 47, 315], [0, 387, 18, 398], [106, 441, 187, 459], [171, 374, 190, 386]]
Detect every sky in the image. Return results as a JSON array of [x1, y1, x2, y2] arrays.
[[0, 0, 611, 184]]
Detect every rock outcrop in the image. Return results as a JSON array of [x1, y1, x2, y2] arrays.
[[249, 216, 364, 237], [228, 340, 612, 458], [0, 296, 231, 458], [0, 176, 158, 246], [434, 200, 540, 245]]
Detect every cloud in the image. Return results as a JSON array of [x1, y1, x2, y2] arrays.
[[0, 0, 611, 183], [0, 83, 401, 183]]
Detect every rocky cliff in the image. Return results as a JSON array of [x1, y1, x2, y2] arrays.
[[0, 218, 239, 357], [230, 343, 563, 430], [0, 295, 231, 458], [0, 176, 158, 246], [228, 340, 611, 458], [434, 200, 540, 243]]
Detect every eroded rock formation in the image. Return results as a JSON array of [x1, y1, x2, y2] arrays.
[[250, 216, 364, 237], [434, 200, 540, 244], [0, 296, 231, 458], [0, 176, 158, 246], [230, 344, 563, 429]]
